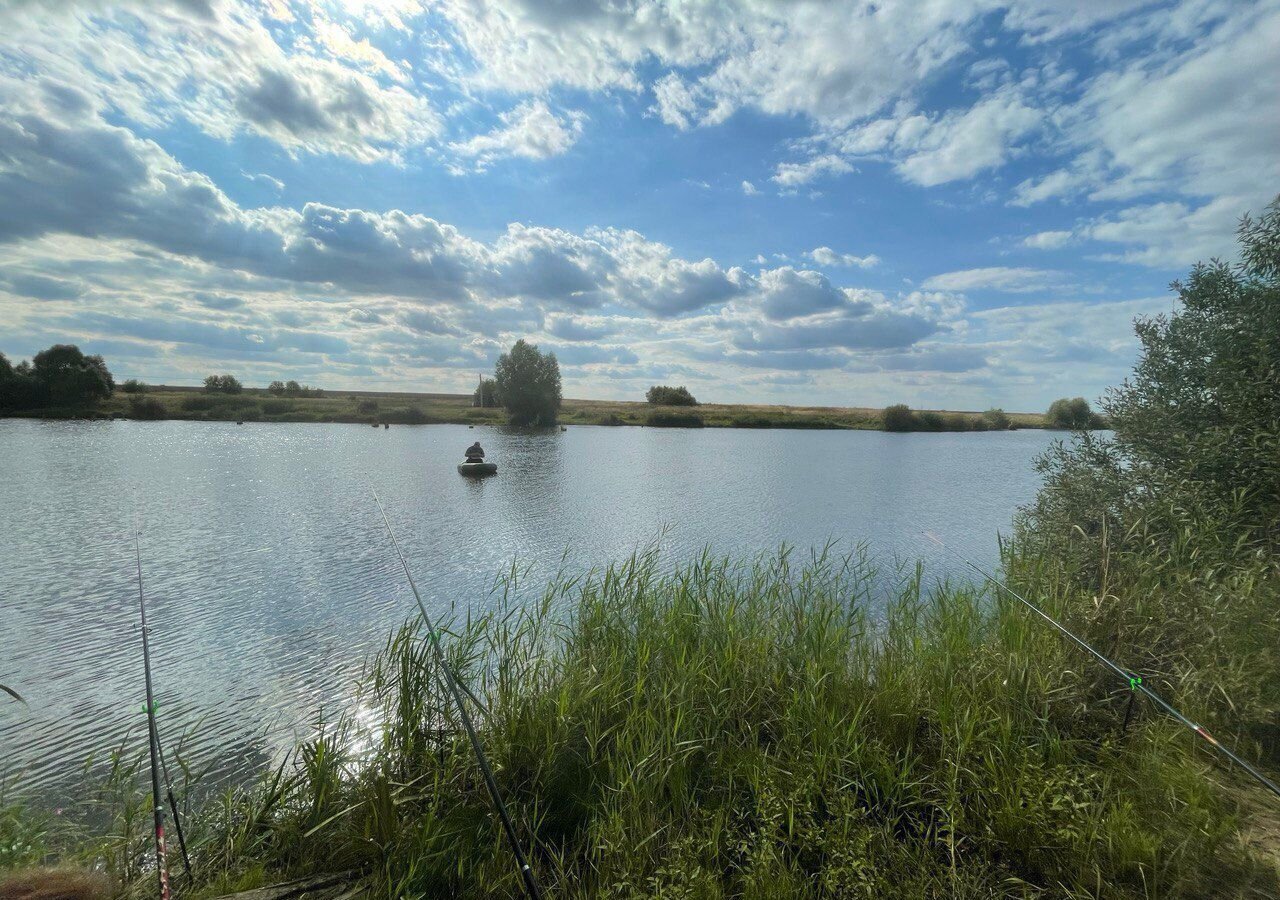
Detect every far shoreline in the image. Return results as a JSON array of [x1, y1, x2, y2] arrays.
[[1, 384, 1059, 432]]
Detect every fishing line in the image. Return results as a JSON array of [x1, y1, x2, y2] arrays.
[[372, 492, 545, 900], [924, 531, 1280, 802]]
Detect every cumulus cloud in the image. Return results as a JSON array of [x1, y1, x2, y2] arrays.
[[772, 155, 853, 187], [449, 100, 585, 172], [741, 180, 759, 196], [0, 4, 442, 164], [807, 247, 879, 269]]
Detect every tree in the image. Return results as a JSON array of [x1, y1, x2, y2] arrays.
[[0, 353, 39, 412], [646, 385, 698, 406], [267, 381, 286, 395], [1045, 397, 1099, 429], [285, 379, 302, 395], [474, 377, 498, 408], [882, 404, 916, 432], [494, 339, 561, 426], [31, 344, 114, 407], [982, 408, 1012, 430], [121, 379, 147, 394], [204, 374, 243, 394], [1017, 197, 1280, 727]]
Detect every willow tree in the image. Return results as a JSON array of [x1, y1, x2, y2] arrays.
[[494, 339, 561, 426]]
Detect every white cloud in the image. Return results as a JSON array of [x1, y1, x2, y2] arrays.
[[922, 267, 1062, 293], [772, 155, 853, 187], [449, 100, 585, 172], [807, 247, 879, 269], [0, 4, 442, 164], [1022, 230, 1072, 250], [834, 86, 1042, 187], [241, 171, 284, 191], [741, 180, 759, 196]]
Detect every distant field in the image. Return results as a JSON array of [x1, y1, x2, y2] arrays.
[[28, 385, 1050, 431]]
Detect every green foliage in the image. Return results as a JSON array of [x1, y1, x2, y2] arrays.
[[2, 346, 115, 411], [1015, 196, 1280, 739], [204, 374, 243, 394], [982, 408, 1011, 430], [356, 399, 379, 415], [120, 379, 147, 394], [474, 377, 498, 408], [70, 549, 1267, 898], [261, 399, 294, 415], [128, 397, 166, 420], [882, 404, 915, 431], [646, 385, 698, 406], [1045, 396, 1103, 429], [0, 803, 48, 870], [646, 410, 704, 427], [494, 339, 561, 427]]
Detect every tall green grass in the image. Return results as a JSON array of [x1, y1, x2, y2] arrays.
[[22, 546, 1267, 898]]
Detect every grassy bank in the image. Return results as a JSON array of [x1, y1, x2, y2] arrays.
[[5, 547, 1275, 898], [1, 385, 1048, 431]]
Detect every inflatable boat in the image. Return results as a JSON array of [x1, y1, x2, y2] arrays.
[[458, 460, 497, 476]]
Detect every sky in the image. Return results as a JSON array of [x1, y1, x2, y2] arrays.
[[0, 0, 1275, 411]]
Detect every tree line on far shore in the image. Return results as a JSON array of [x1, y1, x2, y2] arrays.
[[3, 339, 1106, 433]]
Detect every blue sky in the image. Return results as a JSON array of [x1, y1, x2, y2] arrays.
[[0, 0, 1276, 411]]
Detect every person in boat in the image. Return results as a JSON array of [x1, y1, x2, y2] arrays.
[[464, 441, 485, 462]]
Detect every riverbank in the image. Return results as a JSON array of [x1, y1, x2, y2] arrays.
[[3, 547, 1275, 898], [2, 385, 1049, 431]]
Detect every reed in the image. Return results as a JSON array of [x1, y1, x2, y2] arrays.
[[13, 545, 1263, 899]]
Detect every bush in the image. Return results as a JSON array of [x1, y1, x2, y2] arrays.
[[204, 374, 243, 394], [383, 407, 430, 425], [357, 399, 379, 414], [121, 378, 147, 394], [474, 377, 498, 408], [128, 397, 167, 420], [917, 411, 945, 431], [1014, 195, 1280, 738], [982, 407, 1011, 430], [494, 339, 561, 426], [882, 404, 916, 431], [1045, 396, 1104, 429], [262, 399, 295, 415], [181, 396, 215, 411], [646, 385, 698, 406], [646, 410, 704, 427]]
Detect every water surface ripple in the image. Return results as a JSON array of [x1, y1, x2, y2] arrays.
[[0, 420, 1058, 804]]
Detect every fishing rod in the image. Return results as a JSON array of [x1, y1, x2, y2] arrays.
[[924, 531, 1280, 802], [372, 493, 545, 900], [134, 532, 193, 899]]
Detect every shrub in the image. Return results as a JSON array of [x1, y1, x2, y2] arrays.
[[942, 413, 971, 431], [262, 399, 294, 415], [121, 378, 147, 394], [128, 397, 166, 420], [1014, 195, 1280, 737], [494, 339, 561, 426], [982, 407, 1011, 430], [474, 377, 498, 408], [646, 385, 698, 406], [1045, 396, 1104, 429], [882, 404, 916, 431], [204, 374, 243, 394], [181, 396, 215, 411], [917, 411, 945, 431], [357, 399, 379, 414], [384, 407, 430, 425], [646, 410, 704, 427]]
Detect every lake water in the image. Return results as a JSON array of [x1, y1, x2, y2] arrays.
[[0, 419, 1059, 806]]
